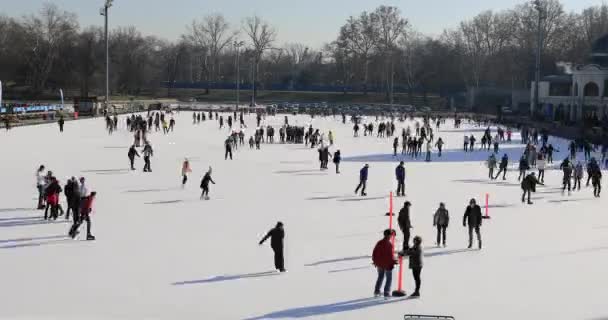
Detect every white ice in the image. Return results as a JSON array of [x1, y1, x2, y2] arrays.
[[0, 112, 606, 320]]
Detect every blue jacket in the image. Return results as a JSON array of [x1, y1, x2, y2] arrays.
[[395, 165, 405, 181], [360, 167, 368, 181]]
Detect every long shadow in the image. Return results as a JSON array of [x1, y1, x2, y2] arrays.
[[294, 173, 328, 176], [306, 196, 342, 201], [0, 208, 35, 213], [274, 169, 321, 174], [96, 171, 129, 175], [280, 161, 312, 164], [0, 219, 69, 228], [172, 271, 280, 286], [144, 200, 183, 205], [81, 168, 130, 173], [0, 235, 66, 244], [452, 179, 521, 187], [487, 204, 516, 209], [305, 255, 371, 267], [523, 246, 608, 260], [124, 188, 176, 193], [0, 239, 71, 249], [424, 248, 476, 257], [0, 216, 40, 222], [338, 196, 386, 202], [548, 198, 595, 203], [328, 266, 371, 273], [103, 146, 128, 149], [243, 297, 407, 319]]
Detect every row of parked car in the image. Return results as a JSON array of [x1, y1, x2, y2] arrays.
[[269, 102, 433, 115]]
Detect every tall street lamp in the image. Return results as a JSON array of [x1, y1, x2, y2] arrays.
[[234, 41, 245, 110], [100, 0, 113, 111], [533, 0, 545, 118]]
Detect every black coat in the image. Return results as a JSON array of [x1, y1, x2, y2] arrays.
[[404, 245, 423, 269], [463, 205, 482, 227], [260, 227, 284, 249], [521, 174, 542, 191], [398, 206, 411, 230]]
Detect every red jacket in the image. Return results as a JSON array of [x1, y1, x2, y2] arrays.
[[372, 238, 395, 270], [81, 196, 95, 214]]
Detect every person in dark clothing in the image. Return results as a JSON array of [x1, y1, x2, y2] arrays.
[[521, 172, 544, 204], [393, 137, 399, 156], [463, 198, 482, 249], [64, 177, 78, 220], [259, 222, 286, 272], [355, 164, 369, 196], [142, 143, 153, 172], [200, 168, 216, 200], [333, 150, 341, 174], [395, 162, 405, 197], [128, 145, 140, 170], [58, 117, 65, 132], [401, 236, 423, 297], [494, 154, 509, 180], [433, 203, 449, 247], [591, 166, 602, 197], [69, 191, 96, 240], [44, 177, 63, 220], [224, 137, 233, 160], [518, 155, 529, 181], [372, 229, 397, 298], [398, 201, 412, 252], [560, 158, 573, 195]]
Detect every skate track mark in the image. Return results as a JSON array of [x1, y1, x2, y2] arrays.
[[243, 296, 407, 319], [0, 208, 36, 213], [522, 245, 608, 260], [0, 235, 66, 244], [548, 198, 595, 204], [0, 219, 69, 228], [306, 196, 342, 201], [279, 160, 313, 164], [294, 173, 329, 176], [0, 238, 71, 249], [81, 168, 130, 173], [274, 169, 322, 174], [172, 271, 280, 285], [305, 255, 371, 267], [0, 216, 42, 222], [103, 146, 128, 149], [424, 248, 476, 257]]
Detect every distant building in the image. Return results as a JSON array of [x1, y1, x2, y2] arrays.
[[533, 34, 608, 124]]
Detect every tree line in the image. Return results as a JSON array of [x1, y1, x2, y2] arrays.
[[1, 0, 608, 102]]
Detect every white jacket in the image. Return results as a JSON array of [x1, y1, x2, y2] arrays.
[[36, 171, 45, 186], [537, 159, 546, 170]]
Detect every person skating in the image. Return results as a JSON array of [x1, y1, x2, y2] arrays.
[[433, 203, 449, 247], [586, 158, 599, 187], [372, 229, 397, 298], [181, 159, 192, 187], [518, 155, 529, 181], [425, 140, 432, 162], [398, 201, 412, 252], [333, 150, 341, 174], [393, 137, 399, 157], [521, 172, 543, 204], [463, 198, 482, 249], [64, 177, 79, 220], [200, 167, 216, 200], [142, 143, 153, 172], [487, 154, 497, 180], [36, 165, 46, 209], [44, 177, 63, 220], [354, 164, 369, 196], [68, 191, 97, 240], [591, 165, 602, 197], [435, 138, 444, 157], [537, 154, 546, 183], [128, 145, 140, 170], [225, 136, 233, 160], [401, 236, 423, 297], [395, 161, 405, 197], [259, 222, 286, 272], [560, 158, 573, 195], [58, 116, 65, 132], [574, 161, 584, 191], [494, 154, 509, 180]]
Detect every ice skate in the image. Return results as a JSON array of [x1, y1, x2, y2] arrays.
[[86, 235, 96, 241]]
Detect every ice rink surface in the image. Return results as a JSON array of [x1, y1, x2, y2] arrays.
[[0, 112, 606, 320]]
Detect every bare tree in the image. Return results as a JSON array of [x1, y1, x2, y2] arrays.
[[242, 15, 276, 101], [372, 5, 407, 101], [338, 12, 379, 94]]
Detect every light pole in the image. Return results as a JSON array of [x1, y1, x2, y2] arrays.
[[533, 0, 544, 118], [100, 0, 113, 111], [234, 41, 245, 110]]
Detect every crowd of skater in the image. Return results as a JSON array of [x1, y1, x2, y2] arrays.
[[24, 106, 606, 302]]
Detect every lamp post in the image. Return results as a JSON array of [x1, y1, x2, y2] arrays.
[[100, 0, 113, 111], [533, 0, 544, 118], [234, 41, 245, 110]]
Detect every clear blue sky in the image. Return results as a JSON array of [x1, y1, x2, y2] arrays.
[[1, 0, 601, 48]]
